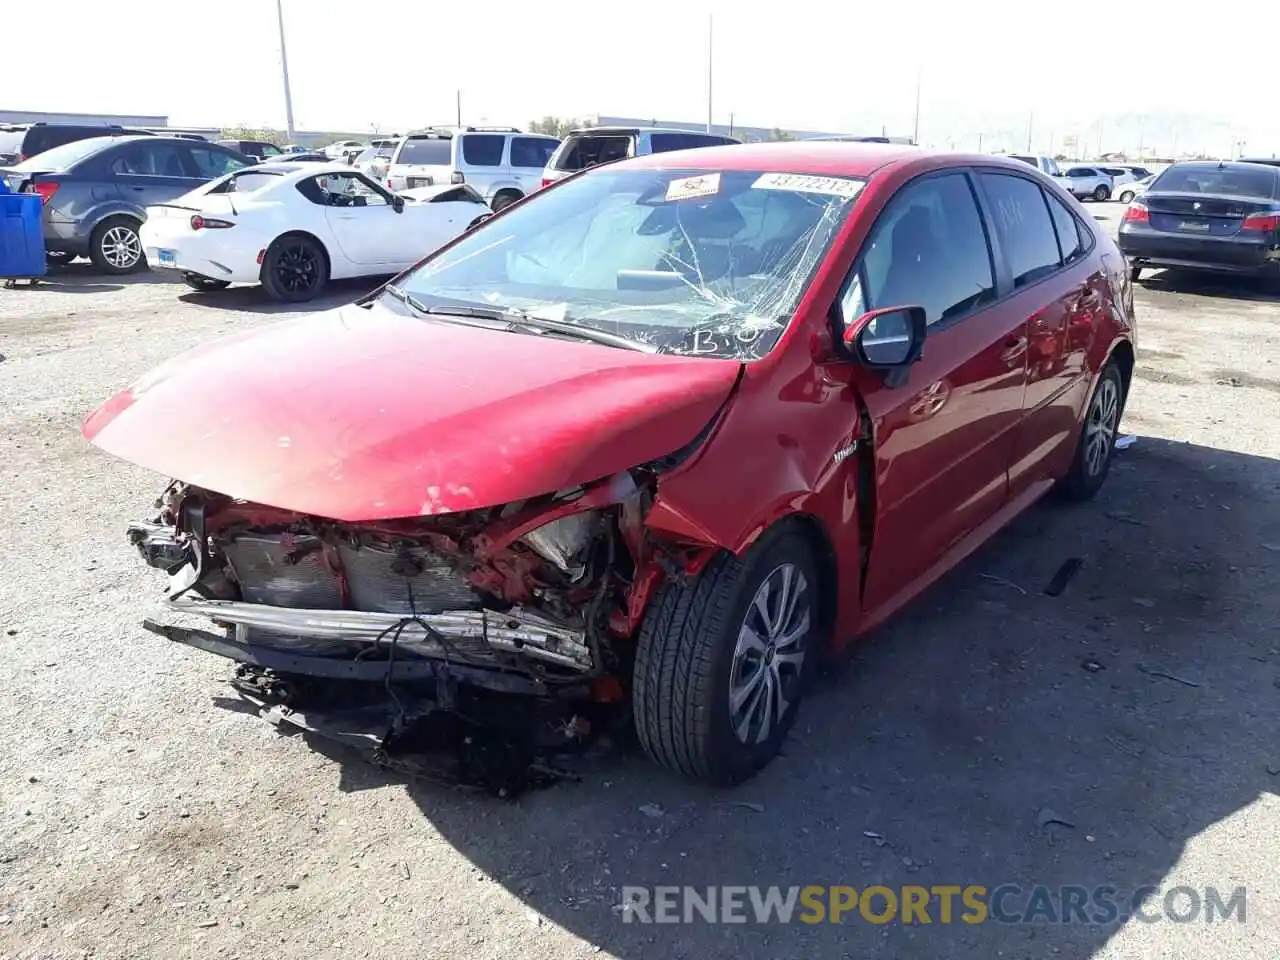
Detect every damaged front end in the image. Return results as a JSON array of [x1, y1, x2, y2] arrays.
[[129, 466, 695, 794]]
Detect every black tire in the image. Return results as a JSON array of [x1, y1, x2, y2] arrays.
[[1092, 184, 1110, 202], [259, 234, 327, 303], [1118, 190, 1135, 203], [88, 216, 145, 274], [633, 524, 822, 785], [490, 190, 522, 213], [182, 273, 231, 292], [1058, 361, 1125, 501]]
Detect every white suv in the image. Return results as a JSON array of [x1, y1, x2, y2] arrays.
[[383, 127, 561, 212]]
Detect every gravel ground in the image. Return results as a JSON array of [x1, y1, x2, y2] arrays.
[[2, 230, 1277, 959]]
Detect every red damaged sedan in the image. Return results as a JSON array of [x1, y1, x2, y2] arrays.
[[84, 143, 1136, 786]]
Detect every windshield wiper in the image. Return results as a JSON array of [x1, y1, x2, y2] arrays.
[[422, 303, 655, 353]]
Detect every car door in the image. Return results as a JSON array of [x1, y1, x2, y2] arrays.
[[315, 171, 403, 266], [841, 170, 1030, 611], [975, 170, 1094, 496], [109, 140, 202, 207]]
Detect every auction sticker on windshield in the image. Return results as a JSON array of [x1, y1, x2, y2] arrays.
[[665, 173, 721, 202], [753, 173, 864, 199]]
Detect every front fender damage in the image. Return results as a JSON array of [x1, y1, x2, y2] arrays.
[[125, 380, 741, 796]]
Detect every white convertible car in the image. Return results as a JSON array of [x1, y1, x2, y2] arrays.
[[139, 162, 493, 302]]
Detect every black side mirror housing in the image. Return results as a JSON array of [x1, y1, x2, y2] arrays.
[[843, 305, 927, 388], [391, 195, 405, 213]]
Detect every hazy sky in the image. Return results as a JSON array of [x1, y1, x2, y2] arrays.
[[7, 0, 1280, 154]]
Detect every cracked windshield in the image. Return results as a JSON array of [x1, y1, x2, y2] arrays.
[[397, 168, 864, 358]]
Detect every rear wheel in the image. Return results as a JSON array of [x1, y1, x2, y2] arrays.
[[632, 524, 821, 785], [1092, 184, 1110, 201], [1058, 360, 1125, 501], [260, 235, 327, 302], [490, 190, 522, 212], [182, 273, 231, 292], [88, 216, 145, 274], [1118, 190, 1135, 203]]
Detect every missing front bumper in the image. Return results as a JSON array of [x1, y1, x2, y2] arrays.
[[144, 595, 593, 697]]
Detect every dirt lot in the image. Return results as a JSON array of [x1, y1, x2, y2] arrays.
[[2, 226, 1278, 960]]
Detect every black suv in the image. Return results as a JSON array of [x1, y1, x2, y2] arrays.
[[0, 122, 153, 165]]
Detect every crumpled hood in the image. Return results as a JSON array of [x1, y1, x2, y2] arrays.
[[82, 301, 741, 521]]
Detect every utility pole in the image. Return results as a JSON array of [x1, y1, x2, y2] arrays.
[[706, 14, 714, 134], [276, 0, 295, 139], [1025, 111, 1033, 152], [911, 67, 921, 145], [456, 90, 462, 127], [977, 132, 983, 153]]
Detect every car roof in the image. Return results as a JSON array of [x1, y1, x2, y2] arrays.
[[1240, 157, 1280, 167], [1167, 159, 1280, 172], [567, 126, 737, 138], [621, 140, 932, 178]]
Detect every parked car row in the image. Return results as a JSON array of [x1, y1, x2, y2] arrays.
[[1, 122, 743, 298], [1005, 154, 1154, 201]]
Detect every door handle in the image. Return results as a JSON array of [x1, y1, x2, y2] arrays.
[[1000, 336, 1028, 365]]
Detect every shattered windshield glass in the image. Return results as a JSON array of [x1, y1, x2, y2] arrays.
[[395, 167, 864, 359]]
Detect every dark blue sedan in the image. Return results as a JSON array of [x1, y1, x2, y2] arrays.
[[1, 136, 252, 273]]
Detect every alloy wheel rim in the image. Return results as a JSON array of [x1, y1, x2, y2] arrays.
[[102, 226, 141, 269], [1085, 378, 1119, 477], [275, 245, 317, 294], [729, 562, 811, 745]]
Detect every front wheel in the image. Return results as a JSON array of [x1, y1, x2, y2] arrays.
[[633, 526, 821, 785], [1092, 184, 1110, 202], [1058, 361, 1125, 501], [183, 273, 230, 292], [260, 235, 327, 303], [1118, 190, 1135, 203]]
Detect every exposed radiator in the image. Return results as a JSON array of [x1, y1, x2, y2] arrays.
[[222, 532, 480, 615]]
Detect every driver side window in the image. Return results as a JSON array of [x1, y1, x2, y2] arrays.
[[841, 172, 996, 333], [300, 172, 389, 207]]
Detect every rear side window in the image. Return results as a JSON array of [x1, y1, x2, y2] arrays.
[[189, 146, 249, 179], [509, 136, 557, 168], [552, 135, 632, 171], [24, 126, 107, 156], [397, 137, 453, 165], [110, 141, 189, 177], [1045, 192, 1088, 265], [460, 134, 505, 166], [980, 173, 1061, 287], [650, 133, 733, 152], [1151, 164, 1278, 199], [854, 172, 996, 327]]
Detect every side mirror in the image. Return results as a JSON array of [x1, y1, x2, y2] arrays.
[[391, 195, 405, 213], [843, 305, 926, 388]]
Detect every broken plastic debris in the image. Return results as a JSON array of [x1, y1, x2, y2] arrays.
[[1115, 435, 1137, 450]]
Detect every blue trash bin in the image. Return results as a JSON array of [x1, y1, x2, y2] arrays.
[[0, 188, 47, 287]]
